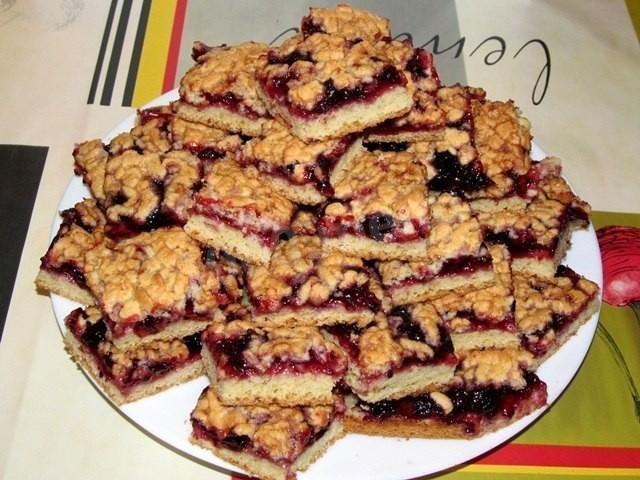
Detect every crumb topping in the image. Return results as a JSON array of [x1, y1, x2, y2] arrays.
[[460, 348, 533, 389], [192, 387, 336, 462], [291, 209, 318, 235], [426, 193, 482, 266], [84, 227, 226, 324], [241, 120, 342, 174], [103, 150, 165, 224], [329, 148, 428, 223], [514, 269, 598, 334], [161, 150, 200, 223], [247, 235, 382, 309], [170, 116, 242, 154], [303, 4, 390, 42], [73, 140, 108, 202], [195, 158, 295, 229], [472, 100, 532, 177], [179, 42, 269, 115]]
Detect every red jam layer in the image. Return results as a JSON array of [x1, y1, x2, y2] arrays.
[[428, 151, 492, 195], [252, 280, 382, 314], [65, 308, 202, 394], [138, 106, 173, 126], [484, 230, 554, 260], [185, 92, 263, 119], [449, 310, 518, 332], [193, 198, 288, 248], [204, 332, 346, 379], [41, 260, 88, 289], [260, 64, 407, 119], [357, 371, 547, 435], [388, 254, 493, 290], [318, 211, 429, 244]]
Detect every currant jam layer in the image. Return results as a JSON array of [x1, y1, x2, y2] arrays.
[[193, 198, 288, 248], [357, 371, 547, 435], [185, 92, 263, 119], [204, 331, 346, 379], [252, 279, 382, 314], [428, 151, 492, 195], [65, 308, 202, 394], [318, 211, 429, 243], [449, 310, 518, 332], [260, 64, 407, 119], [40, 259, 88, 289], [387, 254, 493, 290]]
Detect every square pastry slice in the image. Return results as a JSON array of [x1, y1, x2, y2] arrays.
[[185, 158, 295, 265], [201, 315, 347, 406], [345, 348, 547, 438], [318, 144, 430, 261], [300, 4, 391, 42], [191, 387, 345, 480], [84, 227, 240, 350], [377, 195, 493, 304], [325, 307, 458, 403], [515, 265, 599, 366], [430, 245, 520, 352], [257, 32, 414, 141], [238, 120, 357, 204], [247, 235, 386, 327], [36, 199, 107, 305], [108, 105, 173, 156], [473, 158, 592, 277], [176, 42, 270, 136], [64, 306, 204, 405], [169, 115, 242, 161]]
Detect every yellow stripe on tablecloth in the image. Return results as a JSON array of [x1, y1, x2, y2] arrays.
[[463, 464, 640, 476], [625, 0, 640, 41], [131, 0, 177, 107]]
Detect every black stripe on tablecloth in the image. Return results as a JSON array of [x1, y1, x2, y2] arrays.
[[100, 0, 133, 106], [0, 145, 47, 342], [87, 0, 118, 104], [122, 0, 151, 107]]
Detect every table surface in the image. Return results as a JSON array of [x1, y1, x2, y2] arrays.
[[1, 1, 639, 479]]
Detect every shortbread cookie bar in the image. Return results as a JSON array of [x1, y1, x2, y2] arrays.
[[191, 387, 345, 480], [377, 196, 497, 305], [169, 115, 242, 161], [326, 306, 458, 402], [184, 157, 295, 265], [515, 265, 599, 366], [257, 31, 414, 140], [246, 235, 386, 327], [84, 227, 239, 350], [473, 158, 592, 277], [36, 198, 107, 305], [201, 317, 347, 406], [239, 120, 356, 204], [345, 348, 546, 438], [64, 306, 204, 405], [430, 245, 519, 352], [318, 143, 430, 261], [176, 42, 270, 136]]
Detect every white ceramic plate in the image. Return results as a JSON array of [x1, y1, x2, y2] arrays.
[[50, 90, 603, 479]]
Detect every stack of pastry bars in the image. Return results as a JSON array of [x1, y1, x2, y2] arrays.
[[36, 5, 600, 480]]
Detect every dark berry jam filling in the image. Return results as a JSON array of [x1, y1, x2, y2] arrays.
[[138, 106, 173, 126], [205, 331, 346, 379], [193, 198, 287, 248], [388, 254, 492, 290], [405, 48, 439, 84], [260, 64, 407, 119], [300, 16, 324, 37], [190, 91, 262, 119], [452, 310, 518, 332], [428, 151, 492, 195], [65, 309, 202, 394], [363, 140, 409, 152], [41, 259, 88, 289], [359, 371, 546, 435]]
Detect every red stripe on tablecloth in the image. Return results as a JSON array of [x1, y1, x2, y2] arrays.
[[476, 443, 640, 468], [162, 0, 188, 92]]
